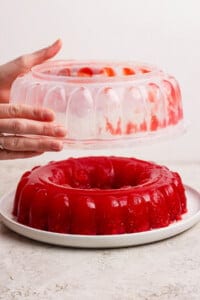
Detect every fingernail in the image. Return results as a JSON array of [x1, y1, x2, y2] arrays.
[[54, 126, 67, 137], [50, 39, 61, 47], [51, 141, 63, 151], [47, 39, 62, 56]]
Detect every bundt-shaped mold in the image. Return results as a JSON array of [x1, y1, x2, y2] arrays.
[[10, 61, 184, 148], [13, 156, 187, 235]]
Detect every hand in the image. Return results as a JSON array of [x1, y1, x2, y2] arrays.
[[0, 39, 62, 102], [0, 40, 67, 160]]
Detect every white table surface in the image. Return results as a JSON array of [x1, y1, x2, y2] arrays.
[[1, 156, 200, 300]]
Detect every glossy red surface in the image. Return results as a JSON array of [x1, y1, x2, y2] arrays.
[[13, 157, 187, 235]]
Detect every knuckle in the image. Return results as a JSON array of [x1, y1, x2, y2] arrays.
[[4, 136, 21, 149], [9, 104, 21, 117], [3, 139, 9, 148], [42, 124, 52, 136], [38, 139, 49, 151], [18, 55, 28, 70], [12, 137, 21, 148], [11, 120, 24, 134], [32, 107, 40, 119]]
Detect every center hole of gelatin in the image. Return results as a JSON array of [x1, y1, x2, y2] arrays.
[[60, 167, 144, 190]]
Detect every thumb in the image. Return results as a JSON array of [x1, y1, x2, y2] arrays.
[[0, 39, 62, 88]]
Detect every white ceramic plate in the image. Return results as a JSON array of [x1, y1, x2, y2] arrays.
[[0, 185, 200, 248]]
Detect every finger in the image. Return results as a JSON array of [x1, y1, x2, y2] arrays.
[[0, 119, 66, 137], [0, 136, 64, 152], [28, 39, 62, 66], [0, 104, 55, 121], [0, 150, 44, 160], [0, 39, 62, 88]]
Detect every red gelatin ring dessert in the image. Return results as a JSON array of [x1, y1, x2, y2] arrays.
[[13, 156, 187, 235]]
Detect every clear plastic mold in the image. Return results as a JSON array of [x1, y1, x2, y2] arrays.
[[10, 60, 185, 149]]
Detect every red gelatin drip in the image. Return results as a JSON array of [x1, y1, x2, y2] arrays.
[[140, 68, 150, 73], [13, 156, 187, 235], [123, 68, 136, 76], [100, 67, 116, 77], [78, 67, 93, 77], [58, 68, 71, 76]]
